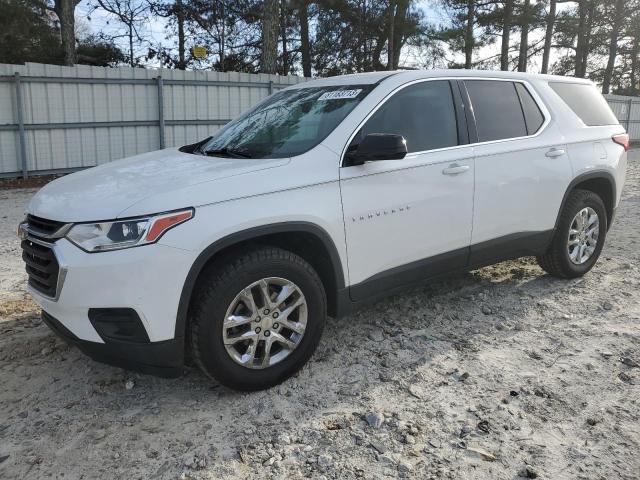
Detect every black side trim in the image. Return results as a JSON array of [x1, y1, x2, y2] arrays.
[[457, 80, 479, 144], [349, 246, 468, 302], [450, 80, 469, 146], [555, 170, 616, 230], [339, 230, 553, 317], [175, 222, 345, 338], [42, 311, 183, 378], [88, 308, 150, 343], [468, 230, 553, 267]]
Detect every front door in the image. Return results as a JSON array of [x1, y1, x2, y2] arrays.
[[339, 80, 475, 301]]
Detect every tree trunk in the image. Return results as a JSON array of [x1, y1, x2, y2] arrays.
[[541, 0, 556, 74], [579, 0, 595, 77], [261, 0, 279, 74], [501, 0, 514, 71], [392, 0, 408, 69], [387, 0, 395, 70], [298, 0, 311, 77], [518, 0, 530, 72], [465, 0, 475, 69], [575, 0, 590, 77], [128, 23, 134, 67], [281, 0, 288, 75], [602, 0, 624, 94], [176, 0, 185, 69], [631, 34, 639, 94], [54, 0, 77, 66], [219, 0, 226, 71], [360, 1, 368, 71]]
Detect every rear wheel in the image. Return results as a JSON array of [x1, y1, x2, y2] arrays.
[[537, 189, 607, 278], [189, 247, 326, 391]]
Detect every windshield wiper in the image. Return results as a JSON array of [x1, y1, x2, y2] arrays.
[[203, 147, 252, 159]]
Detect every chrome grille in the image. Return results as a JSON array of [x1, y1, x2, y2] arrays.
[[22, 238, 60, 297], [20, 216, 70, 299], [25, 214, 69, 240]]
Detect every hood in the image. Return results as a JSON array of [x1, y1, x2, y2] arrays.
[[27, 148, 289, 222]]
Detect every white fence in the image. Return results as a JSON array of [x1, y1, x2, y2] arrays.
[[604, 94, 640, 141], [0, 63, 307, 178]]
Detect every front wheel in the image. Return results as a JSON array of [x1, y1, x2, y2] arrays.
[[188, 247, 326, 391], [537, 189, 608, 278]]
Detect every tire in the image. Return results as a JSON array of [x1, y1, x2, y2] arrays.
[[537, 189, 608, 278], [189, 247, 326, 391]]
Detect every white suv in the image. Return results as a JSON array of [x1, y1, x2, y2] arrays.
[[20, 70, 628, 390]]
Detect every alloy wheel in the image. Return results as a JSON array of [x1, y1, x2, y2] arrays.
[[222, 277, 308, 369], [567, 207, 599, 265]]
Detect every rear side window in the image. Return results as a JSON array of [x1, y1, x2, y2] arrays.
[[549, 82, 619, 126], [353, 80, 458, 153], [465, 80, 527, 142], [515, 83, 545, 134]]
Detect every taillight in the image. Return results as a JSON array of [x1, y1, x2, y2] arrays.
[[612, 133, 630, 151]]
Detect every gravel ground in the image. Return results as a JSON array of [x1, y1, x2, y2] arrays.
[[1, 154, 639, 479]]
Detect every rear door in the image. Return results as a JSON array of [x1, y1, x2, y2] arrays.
[[339, 80, 475, 300], [462, 79, 572, 264]]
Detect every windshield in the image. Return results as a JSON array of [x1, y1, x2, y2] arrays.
[[197, 85, 373, 159]]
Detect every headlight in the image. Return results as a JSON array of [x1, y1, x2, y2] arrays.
[[66, 209, 193, 252]]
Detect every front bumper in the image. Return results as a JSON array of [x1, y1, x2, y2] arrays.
[[28, 238, 194, 342], [26, 238, 196, 377], [42, 311, 183, 377]]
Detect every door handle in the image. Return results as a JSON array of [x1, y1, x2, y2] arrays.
[[545, 148, 566, 158], [442, 164, 470, 175]]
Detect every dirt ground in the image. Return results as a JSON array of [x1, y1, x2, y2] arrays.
[[1, 154, 639, 480]]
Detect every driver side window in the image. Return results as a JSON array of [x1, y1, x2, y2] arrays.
[[349, 80, 459, 154]]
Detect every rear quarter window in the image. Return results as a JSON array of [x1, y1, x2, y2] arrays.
[[515, 83, 545, 135], [549, 82, 619, 126], [465, 80, 528, 142]]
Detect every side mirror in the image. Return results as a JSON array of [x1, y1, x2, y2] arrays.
[[345, 133, 407, 166]]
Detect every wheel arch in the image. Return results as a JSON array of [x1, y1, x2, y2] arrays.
[[556, 171, 616, 230], [174, 222, 346, 340]]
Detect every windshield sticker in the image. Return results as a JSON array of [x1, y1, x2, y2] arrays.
[[318, 89, 362, 101]]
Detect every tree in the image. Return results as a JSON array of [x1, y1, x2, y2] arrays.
[[297, 0, 312, 76], [574, 0, 596, 77], [311, 0, 424, 75], [261, 0, 279, 73], [162, 0, 262, 73], [388, 0, 395, 69], [517, 0, 531, 72], [500, 0, 513, 71], [624, 10, 640, 94], [549, 0, 605, 78], [601, 0, 625, 93], [148, 0, 188, 69], [174, 0, 186, 69], [389, 0, 413, 69], [438, 0, 492, 69], [76, 34, 126, 65], [541, 0, 560, 73], [0, 0, 127, 67], [92, 0, 151, 67], [464, 0, 475, 68], [0, 0, 63, 65], [48, 0, 82, 65]]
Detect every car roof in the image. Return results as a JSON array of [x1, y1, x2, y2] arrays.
[[289, 69, 593, 89]]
